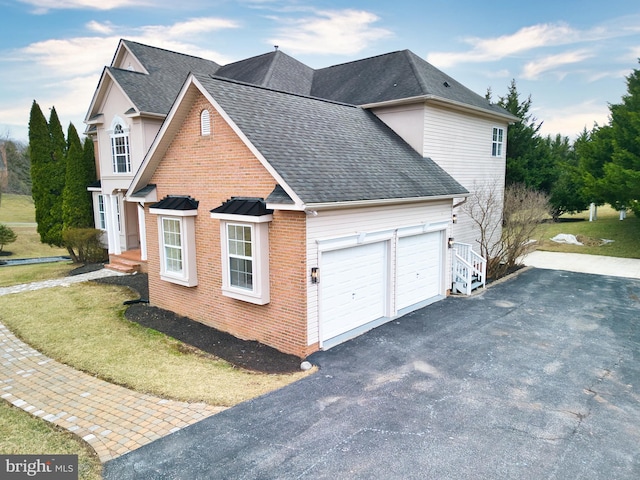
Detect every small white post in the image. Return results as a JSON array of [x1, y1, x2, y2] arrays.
[[589, 203, 597, 222], [620, 208, 626, 221]]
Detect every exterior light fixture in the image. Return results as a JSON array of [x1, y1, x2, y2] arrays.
[[311, 267, 319, 284], [452, 214, 458, 224], [448, 237, 455, 249]]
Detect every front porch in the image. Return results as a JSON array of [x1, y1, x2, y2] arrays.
[[106, 249, 147, 274]]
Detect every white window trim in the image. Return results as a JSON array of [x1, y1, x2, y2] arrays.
[[212, 213, 271, 305], [97, 194, 106, 230], [492, 127, 504, 157], [109, 116, 131, 174], [150, 208, 198, 287]]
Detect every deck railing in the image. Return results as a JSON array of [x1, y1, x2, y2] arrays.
[[452, 242, 486, 295]]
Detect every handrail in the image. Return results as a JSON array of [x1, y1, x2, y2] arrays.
[[452, 242, 486, 295]]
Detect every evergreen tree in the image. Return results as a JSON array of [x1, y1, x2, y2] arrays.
[[28, 100, 52, 244], [498, 80, 555, 194], [547, 134, 589, 219], [599, 63, 640, 215], [46, 107, 66, 245], [63, 123, 94, 229]]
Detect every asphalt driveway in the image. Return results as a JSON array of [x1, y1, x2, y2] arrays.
[[104, 268, 640, 479]]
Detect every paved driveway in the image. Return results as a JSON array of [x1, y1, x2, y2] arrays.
[[105, 268, 640, 479]]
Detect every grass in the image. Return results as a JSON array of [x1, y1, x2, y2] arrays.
[[0, 194, 68, 259], [535, 205, 640, 258], [0, 402, 102, 479], [0, 194, 36, 223], [0, 262, 76, 287], [0, 282, 310, 406]]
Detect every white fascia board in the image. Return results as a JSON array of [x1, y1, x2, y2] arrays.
[[149, 208, 198, 217], [210, 212, 273, 223], [361, 95, 519, 123], [265, 202, 303, 211], [84, 67, 109, 124], [304, 194, 465, 211], [191, 75, 306, 210]]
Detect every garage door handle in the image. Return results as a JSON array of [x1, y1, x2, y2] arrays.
[[352, 293, 356, 299]]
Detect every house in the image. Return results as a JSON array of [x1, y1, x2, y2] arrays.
[[86, 40, 517, 357]]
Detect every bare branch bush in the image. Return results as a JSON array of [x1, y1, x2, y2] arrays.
[[464, 181, 549, 279]]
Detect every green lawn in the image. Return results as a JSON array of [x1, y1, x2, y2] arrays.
[[0, 194, 68, 260], [535, 205, 640, 258]]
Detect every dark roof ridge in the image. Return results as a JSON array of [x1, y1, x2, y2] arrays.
[[317, 49, 408, 71], [121, 39, 219, 64], [403, 50, 430, 95], [199, 73, 358, 108]]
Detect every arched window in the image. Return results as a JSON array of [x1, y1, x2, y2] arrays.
[[200, 109, 211, 136], [110, 119, 131, 173]]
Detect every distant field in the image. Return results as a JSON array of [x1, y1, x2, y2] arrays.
[[0, 194, 68, 260], [536, 205, 640, 258]]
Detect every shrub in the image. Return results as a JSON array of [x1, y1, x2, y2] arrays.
[[0, 223, 17, 252], [62, 227, 107, 264]]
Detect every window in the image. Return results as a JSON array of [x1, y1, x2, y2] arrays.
[[211, 198, 272, 305], [492, 127, 504, 157], [97, 194, 106, 230], [227, 224, 253, 290], [111, 123, 131, 173], [200, 109, 211, 136], [150, 196, 199, 287], [162, 218, 183, 274]]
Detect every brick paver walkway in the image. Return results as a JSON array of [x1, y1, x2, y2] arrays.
[[0, 271, 224, 461]]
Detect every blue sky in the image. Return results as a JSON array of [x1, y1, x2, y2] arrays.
[[1, 0, 639, 143]]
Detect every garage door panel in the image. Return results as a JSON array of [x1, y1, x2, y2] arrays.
[[321, 242, 387, 342], [397, 232, 442, 310]]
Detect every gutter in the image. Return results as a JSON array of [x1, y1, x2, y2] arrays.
[[304, 193, 468, 212]]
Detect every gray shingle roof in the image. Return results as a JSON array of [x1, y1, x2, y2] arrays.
[[312, 50, 507, 115], [195, 74, 468, 205], [210, 197, 273, 216], [215, 50, 314, 96], [114, 40, 220, 115], [150, 195, 199, 211]]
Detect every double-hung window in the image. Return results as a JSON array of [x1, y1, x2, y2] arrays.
[[492, 127, 504, 157], [150, 196, 199, 287], [211, 198, 272, 305], [111, 123, 131, 173]]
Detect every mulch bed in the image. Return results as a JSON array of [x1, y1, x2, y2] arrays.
[[75, 265, 303, 374]]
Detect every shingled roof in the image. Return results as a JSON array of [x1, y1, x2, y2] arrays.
[[195, 74, 468, 205], [107, 40, 221, 116], [312, 50, 509, 116], [215, 50, 314, 96]]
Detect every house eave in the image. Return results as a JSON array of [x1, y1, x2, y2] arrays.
[[361, 95, 519, 123], [304, 193, 467, 211]]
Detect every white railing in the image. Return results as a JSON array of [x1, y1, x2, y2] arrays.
[[452, 242, 486, 295]]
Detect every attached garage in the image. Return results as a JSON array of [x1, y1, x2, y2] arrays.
[[318, 226, 447, 349]]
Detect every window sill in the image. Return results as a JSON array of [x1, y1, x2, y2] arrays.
[[222, 286, 269, 305], [161, 273, 197, 287]]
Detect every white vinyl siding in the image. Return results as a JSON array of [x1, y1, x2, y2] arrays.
[[422, 104, 507, 247], [307, 201, 452, 347]]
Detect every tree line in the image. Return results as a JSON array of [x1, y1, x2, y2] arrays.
[[494, 61, 640, 220], [28, 101, 102, 261]]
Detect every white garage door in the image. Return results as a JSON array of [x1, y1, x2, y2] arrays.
[[320, 242, 387, 343], [396, 232, 443, 311]]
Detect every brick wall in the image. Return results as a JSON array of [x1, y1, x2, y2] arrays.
[[146, 92, 316, 358]]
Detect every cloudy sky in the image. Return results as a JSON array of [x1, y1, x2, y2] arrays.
[[1, 0, 639, 143]]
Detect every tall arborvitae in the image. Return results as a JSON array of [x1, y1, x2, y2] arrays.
[[28, 100, 52, 244], [63, 123, 94, 229], [44, 107, 67, 246]]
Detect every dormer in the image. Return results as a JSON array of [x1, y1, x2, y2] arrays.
[[111, 40, 148, 74]]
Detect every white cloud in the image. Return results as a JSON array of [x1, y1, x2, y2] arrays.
[[522, 50, 593, 80], [19, 0, 152, 14], [269, 9, 392, 55], [538, 101, 610, 139], [86, 20, 114, 35]]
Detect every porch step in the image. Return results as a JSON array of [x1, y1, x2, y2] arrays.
[[105, 254, 142, 274]]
